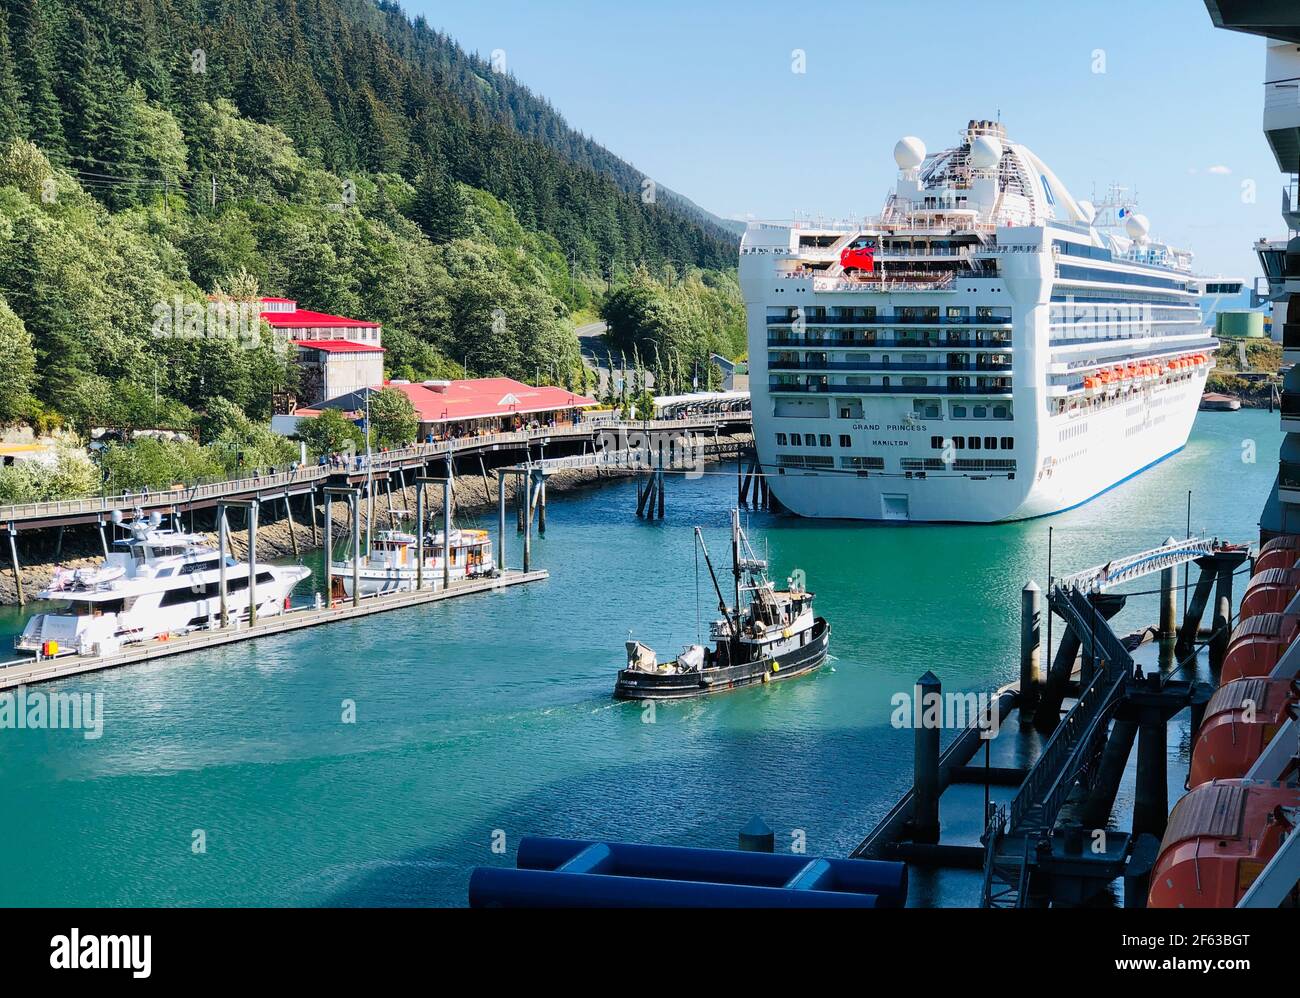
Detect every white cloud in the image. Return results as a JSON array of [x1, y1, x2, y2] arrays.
[[1207, 165, 1232, 175]]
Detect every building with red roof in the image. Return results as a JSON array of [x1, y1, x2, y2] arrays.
[[259, 298, 385, 408], [275, 377, 598, 440]]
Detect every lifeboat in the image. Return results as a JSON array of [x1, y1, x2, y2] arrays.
[[1221, 612, 1300, 684], [1257, 535, 1300, 573], [1239, 567, 1300, 621], [1083, 375, 1100, 394], [1189, 678, 1300, 786], [1148, 780, 1300, 908]]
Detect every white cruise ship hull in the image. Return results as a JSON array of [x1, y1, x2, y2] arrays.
[[759, 373, 1205, 522]]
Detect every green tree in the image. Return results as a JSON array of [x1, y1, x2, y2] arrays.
[[0, 293, 36, 422], [368, 386, 418, 447], [297, 407, 363, 457]]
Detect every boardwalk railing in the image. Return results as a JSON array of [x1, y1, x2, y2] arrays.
[[1, 414, 749, 525]]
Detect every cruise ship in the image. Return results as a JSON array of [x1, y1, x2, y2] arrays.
[[740, 120, 1219, 522]]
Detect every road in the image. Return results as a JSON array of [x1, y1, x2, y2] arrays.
[[575, 319, 655, 393]]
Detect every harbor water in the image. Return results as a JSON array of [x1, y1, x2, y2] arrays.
[[0, 409, 1280, 906]]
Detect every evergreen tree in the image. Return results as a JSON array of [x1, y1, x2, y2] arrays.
[[11, 0, 65, 161]]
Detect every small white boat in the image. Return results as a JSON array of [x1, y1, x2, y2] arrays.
[[331, 528, 494, 599]]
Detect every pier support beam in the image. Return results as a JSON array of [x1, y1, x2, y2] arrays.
[[308, 487, 318, 547], [247, 499, 259, 626], [1176, 550, 1247, 661], [1035, 593, 1126, 733], [912, 671, 942, 845], [416, 482, 425, 591], [1134, 718, 1169, 841], [1019, 580, 1041, 722], [6, 524, 23, 607], [217, 504, 229, 627], [323, 486, 360, 606], [443, 473, 452, 591], [1081, 718, 1139, 829], [283, 491, 299, 556], [1208, 596, 1231, 675], [497, 474, 507, 572]]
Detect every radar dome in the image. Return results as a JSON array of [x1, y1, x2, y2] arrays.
[[1124, 212, 1150, 242], [894, 136, 926, 169], [968, 135, 1003, 169], [1077, 199, 1096, 223]]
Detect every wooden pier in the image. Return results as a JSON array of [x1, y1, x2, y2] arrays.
[[0, 569, 548, 691]]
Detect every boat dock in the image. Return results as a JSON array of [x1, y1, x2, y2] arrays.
[[0, 569, 548, 691], [853, 535, 1254, 908]]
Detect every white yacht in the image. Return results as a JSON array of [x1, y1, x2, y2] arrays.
[[17, 513, 310, 656], [741, 119, 1219, 522], [331, 528, 494, 599]]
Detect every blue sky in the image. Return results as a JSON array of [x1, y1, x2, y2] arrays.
[[410, 0, 1284, 278]]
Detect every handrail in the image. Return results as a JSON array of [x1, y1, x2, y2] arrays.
[[0, 415, 749, 523]]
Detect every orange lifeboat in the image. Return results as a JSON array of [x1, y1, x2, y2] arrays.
[[1189, 678, 1300, 786], [1148, 780, 1300, 908], [1239, 567, 1300, 621], [1221, 612, 1300, 684], [1257, 535, 1300, 573]]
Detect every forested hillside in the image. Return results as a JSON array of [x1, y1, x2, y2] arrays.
[[0, 0, 744, 464]]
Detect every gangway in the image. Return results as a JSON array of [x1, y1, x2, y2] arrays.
[[1054, 536, 1222, 594]]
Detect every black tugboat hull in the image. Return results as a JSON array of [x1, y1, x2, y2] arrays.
[[613, 619, 830, 700]]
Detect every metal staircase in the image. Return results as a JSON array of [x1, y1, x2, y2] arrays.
[[981, 584, 1134, 907]]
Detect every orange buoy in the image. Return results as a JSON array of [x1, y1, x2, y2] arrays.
[[1148, 780, 1300, 908], [1189, 678, 1299, 786]]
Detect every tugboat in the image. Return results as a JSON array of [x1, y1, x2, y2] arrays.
[[614, 510, 830, 700]]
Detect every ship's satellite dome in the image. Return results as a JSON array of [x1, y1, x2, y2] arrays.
[[894, 136, 926, 169], [968, 135, 1003, 169], [1125, 212, 1151, 242], [1078, 199, 1097, 223]]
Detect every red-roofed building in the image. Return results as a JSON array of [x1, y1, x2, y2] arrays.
[[259, 298, 385, 409], [385, 378, 596, 437], [274, 377, 598, 440]]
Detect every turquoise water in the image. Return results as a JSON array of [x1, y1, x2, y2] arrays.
[[0, 409, 1281, 906]]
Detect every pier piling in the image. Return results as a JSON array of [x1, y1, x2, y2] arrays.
[[351, 493, 361, 607], [218, 504, 229, 627], [1081, 718, 1139, 828], [1209, 596, 1231, 674], [443, 474, 452, 591], [283, 491, 299, 556], [7, 524, 23, 607], [497, 474, 506, 572], [738, 816, 775, 853], [1019, 581, 1041, 721], [416, 482, 425, 591], [247, 499, 259, 626], [1134, 715, 1169, 841], [913, 671, 942, 845]]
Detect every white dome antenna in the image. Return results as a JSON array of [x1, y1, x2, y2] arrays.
[[894, 136, 926, 170], [1124, 212, 1150, 243], [968, 135, 1003, 170]]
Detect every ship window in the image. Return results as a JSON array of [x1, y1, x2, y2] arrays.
[[973, 406, 987, 418], [993, 405, 1009, 418], [790, 433, 801, 446], [1001, 436, 1014, 449], [952, 405, 967, 418], [953, 437, 965, 449], [931, 436, 943, 449], [839, 435, 851, 447], [819, 434, 832, 447], [968, 437, 981, 450], [776, 433, 787, 446], [985, 436, 997, 450]]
